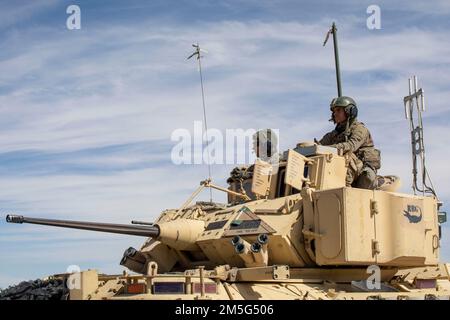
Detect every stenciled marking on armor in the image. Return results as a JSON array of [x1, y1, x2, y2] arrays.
[[229, 220, 261, 230], [403, 204, 423, 223], [205, 220, 227, 231]]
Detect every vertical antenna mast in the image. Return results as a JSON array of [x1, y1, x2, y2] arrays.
[[323, 22, 342, 97], [188, 43, 213, 202], [403, 76, 436, 197]]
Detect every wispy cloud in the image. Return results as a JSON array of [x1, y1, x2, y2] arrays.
[[0, 0, 58, 29]]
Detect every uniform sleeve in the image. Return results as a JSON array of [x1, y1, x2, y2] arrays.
[[318, 132, 335, 146], [332, 124, 369, 154]]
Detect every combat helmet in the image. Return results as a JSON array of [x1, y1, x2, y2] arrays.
[[329, 96, 358, 120]]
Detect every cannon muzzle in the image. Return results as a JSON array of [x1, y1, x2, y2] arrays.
[[6, 215, 24, 224], [5, 214, 160, 237]]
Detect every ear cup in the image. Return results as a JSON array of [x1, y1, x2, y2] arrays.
[[346, 104, 358, 119]]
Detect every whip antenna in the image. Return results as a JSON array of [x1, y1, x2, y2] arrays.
[[323, 22, 342, 97], [188, 43, 213, 202]]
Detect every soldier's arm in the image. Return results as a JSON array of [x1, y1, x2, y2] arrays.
[[333, 125, 369, 153], [318, 132, 334, 145]]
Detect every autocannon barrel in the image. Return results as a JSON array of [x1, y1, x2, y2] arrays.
[[5, 214, 160, 238]]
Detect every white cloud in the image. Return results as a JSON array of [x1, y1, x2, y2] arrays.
[[377, 0, 450, 15], [0, 0, 58, 29]]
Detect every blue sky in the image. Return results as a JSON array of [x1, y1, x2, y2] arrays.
[[1, 0, 450, 288]]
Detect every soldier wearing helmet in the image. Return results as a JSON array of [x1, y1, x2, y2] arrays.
[[318, 96, 381, 189]]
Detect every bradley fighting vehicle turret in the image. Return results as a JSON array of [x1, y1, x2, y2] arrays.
[[3, 23, 450, 300]]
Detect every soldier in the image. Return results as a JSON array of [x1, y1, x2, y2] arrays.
[[317, 96, 381, 189]]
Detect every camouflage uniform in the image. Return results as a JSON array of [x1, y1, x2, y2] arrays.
[[319, 120, 381, 189]]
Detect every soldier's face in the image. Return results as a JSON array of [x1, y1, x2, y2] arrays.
[[332, 107, 347, 124]]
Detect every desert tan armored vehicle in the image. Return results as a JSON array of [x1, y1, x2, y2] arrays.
[[3, 23, 450, 300], [4, 140, 450, 300]]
